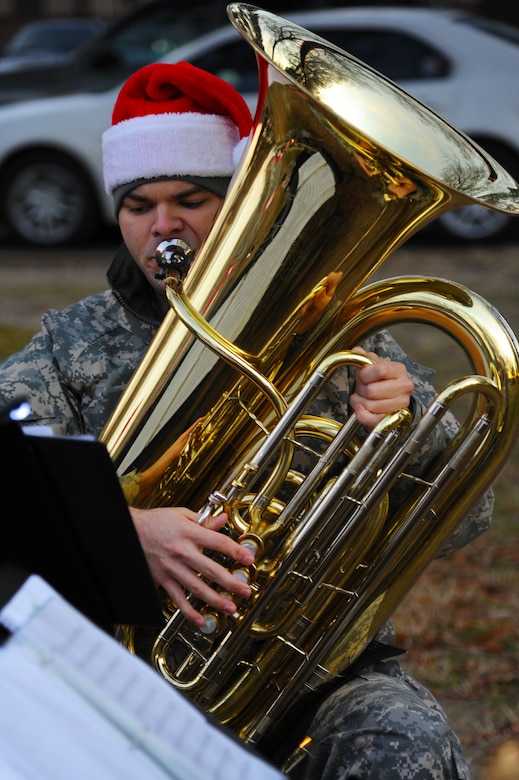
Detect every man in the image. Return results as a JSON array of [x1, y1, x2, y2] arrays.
[[0, 61, 491, 778]]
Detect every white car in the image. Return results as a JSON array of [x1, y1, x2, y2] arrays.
[[1, 6, 519, 246]]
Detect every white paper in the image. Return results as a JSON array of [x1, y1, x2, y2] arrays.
[[0, 575, 282, 780]]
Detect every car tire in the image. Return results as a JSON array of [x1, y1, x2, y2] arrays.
[[435, 204, 512, 243], [2, 151, 100, 246], [434, 143, 519, 243]]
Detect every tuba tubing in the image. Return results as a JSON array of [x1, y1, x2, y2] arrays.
[[101, 3, 519, 762]]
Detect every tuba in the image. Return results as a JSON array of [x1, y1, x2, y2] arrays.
[[101, 3, 519, 766]]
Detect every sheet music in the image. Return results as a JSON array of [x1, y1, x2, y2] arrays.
[[0, 575, 282, 780]]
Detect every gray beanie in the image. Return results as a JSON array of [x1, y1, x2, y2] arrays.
[[112, 174, 231, 215]]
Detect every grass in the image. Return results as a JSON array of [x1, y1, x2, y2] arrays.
[[0, 324, 35, 359]]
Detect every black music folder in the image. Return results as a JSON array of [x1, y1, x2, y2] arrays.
[[1, 403, 163, 632]]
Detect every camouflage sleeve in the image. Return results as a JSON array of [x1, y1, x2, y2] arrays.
[[0, 291, 155, 438], [363, 330, 493, 556], [0, 321, 83, 435]]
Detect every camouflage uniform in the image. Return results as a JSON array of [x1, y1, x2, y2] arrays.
[[0, 244, 161, 436], [303, 653, 472, 779], [0, 243, 491, 779]]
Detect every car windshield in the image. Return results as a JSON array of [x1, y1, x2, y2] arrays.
[[106, 6, 217, 68], [4, 23, 101, 56]]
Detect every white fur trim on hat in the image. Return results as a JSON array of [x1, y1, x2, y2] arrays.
[[102, 111, 241, 196]]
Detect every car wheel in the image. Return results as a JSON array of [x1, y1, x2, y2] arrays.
[[3, 151, 100, 246], [434, 143, 519, 243], [435, 205, 512, 243]]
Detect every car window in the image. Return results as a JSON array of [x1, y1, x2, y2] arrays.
[[190, 40, 259, 94], [189, 27, 449, 97], [4, 21, 103, 57], [319, 28, 450, 81], [106, 6, 217, 68]]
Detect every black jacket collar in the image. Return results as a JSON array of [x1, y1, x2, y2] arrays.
[[106, 242, 164, 326]]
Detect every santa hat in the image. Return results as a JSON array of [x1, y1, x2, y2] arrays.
[[102, 61, 253, 211]]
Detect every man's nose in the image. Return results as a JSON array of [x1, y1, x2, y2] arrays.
[[153, 208, 184, 235]]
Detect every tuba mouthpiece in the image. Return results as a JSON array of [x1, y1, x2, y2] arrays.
[[155, 239, 194, 281]]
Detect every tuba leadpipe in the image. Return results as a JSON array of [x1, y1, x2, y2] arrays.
[[100, 2, 519, 760]]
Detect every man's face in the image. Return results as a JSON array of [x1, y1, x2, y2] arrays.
[[118, 179, 223, 309]]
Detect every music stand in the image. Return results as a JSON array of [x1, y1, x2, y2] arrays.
[[1, 406, 163, 633]]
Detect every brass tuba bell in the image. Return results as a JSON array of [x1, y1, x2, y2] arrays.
[[101, 2, 519, 762]]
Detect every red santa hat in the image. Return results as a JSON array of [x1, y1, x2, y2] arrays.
[[102, 61, 253, 210]]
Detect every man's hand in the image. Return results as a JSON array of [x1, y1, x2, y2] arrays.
[[349, 346, 414, 429], [130, 506, 255, 627]]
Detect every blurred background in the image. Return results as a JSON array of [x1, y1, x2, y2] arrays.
[[0, 0, 517, 48], [1, 0, 519, 248]]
